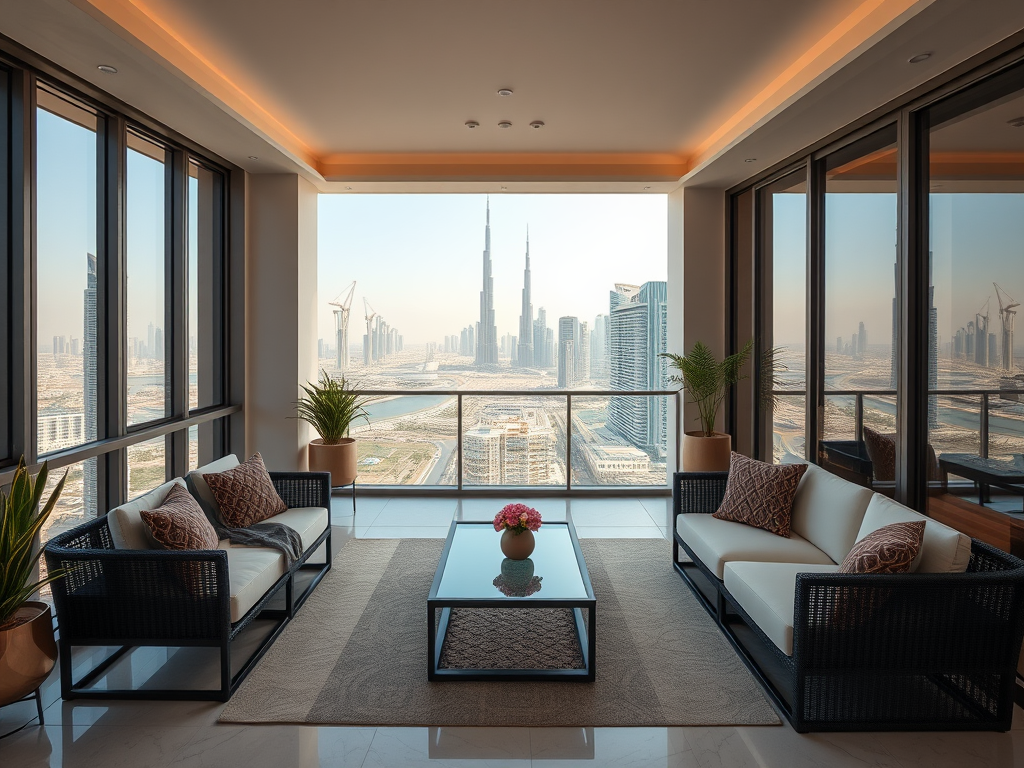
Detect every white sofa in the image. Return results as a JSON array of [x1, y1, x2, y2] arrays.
[[672, 463, 1024, 732], [45, 455, 333, 701]]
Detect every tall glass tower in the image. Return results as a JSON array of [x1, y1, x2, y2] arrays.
[[517, 229, 534, 367], [476, 198, 498, 365]]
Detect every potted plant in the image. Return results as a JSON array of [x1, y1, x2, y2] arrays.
[[295, 370, 374, 487], [661, 340, 780, 471], [1, 458, 66, 712]]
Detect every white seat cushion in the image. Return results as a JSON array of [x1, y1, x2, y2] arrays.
[[264, 506, 328, 551], [855, 494, 971, 573], [677, 514, 834, 579], [185, 454, 240, 525], [724, 561, 840, 656], [108, 478, 188, 550], [226, 545, 286, 623], [789, 463, 874, 564]]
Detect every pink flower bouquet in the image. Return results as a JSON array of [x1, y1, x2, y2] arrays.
[[492, 503, 542, 534]]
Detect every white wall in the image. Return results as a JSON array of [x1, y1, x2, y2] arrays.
[[245, 174, 319, 470]]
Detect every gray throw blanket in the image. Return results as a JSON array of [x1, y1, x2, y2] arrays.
[[209, 517, 303, 568]]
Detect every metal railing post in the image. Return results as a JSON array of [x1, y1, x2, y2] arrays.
[[675, 392, 681, 474], [854, 393, 864, 442], [980, 393, 989, 459], [565, 393, 572, 491], [456, 394, 463, 490]]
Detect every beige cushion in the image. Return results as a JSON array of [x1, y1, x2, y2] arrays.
[[185, 455, 240, 525], [108, 478, 188, 550], [677, 513, 834, 579], [856, 494, 971, 574], [789, 463, 874, 564], [265, 506, 328, 551], [724, 561, 840, 656], [226, 545, 286, 623]]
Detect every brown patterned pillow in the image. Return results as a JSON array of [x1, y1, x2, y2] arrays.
[[862, 426, 896, 482], [141, 483, 219, 551], [203, 452, 287, 528], [712, 453, 808, 537], [839, 520, 925, 574]]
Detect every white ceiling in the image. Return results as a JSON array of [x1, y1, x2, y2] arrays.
[[0, 0, 1021, 190]]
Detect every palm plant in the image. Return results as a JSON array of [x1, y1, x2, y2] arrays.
[[1, 458, 67, 629], [294, 370, 373, 443], [661, 340, 786, 437]]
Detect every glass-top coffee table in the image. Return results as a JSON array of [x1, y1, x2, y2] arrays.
[[427, 520, 596, 681]]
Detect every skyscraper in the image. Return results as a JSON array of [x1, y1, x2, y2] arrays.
[[476, 198, 498, 365], [533, 307, 548, 368], [591, 314, 609, 381], [517, 230, 534, 367], [84, 253, 98, 514], [558, 316, 580, 388], [608, 281, 668, 456], [857, 321, 867, 358]]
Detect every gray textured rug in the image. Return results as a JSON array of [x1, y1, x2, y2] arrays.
[[219, 538, 780, 726]]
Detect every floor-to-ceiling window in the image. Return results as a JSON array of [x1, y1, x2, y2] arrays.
[[760, 171, 807, 463], [822, 127, 899, 488], [925, 64, 1024, 525]]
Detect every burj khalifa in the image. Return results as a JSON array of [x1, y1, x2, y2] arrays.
[[476, 198, 499, 365]]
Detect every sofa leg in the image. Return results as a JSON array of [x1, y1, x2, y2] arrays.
[[716, 590, 727, 623], [219, 641, 232, 701]]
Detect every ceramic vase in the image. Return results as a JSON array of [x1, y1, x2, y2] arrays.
[[500, 528, 536, 560]]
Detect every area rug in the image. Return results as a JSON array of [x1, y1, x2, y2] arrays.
[[219, 538, 780, 726]]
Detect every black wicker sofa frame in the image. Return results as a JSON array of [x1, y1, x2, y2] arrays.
[[43, 471, 332, 702], [671, 470, 1024, 732]]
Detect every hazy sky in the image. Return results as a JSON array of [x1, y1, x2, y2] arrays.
[[317, 194, 668, 345]]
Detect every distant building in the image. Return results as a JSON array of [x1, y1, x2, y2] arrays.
[[463, 404, 553, 485], [558, 316, 581, 388], [857, 321, 867, 357], [476, 198, 498, 365], [38, 413, 86, 454], [533, 307, 549, 368], [591, 314, 609, 380], [608, 281, 668, 457], [517, 231, 534, 367], [836, 336, 843, 355]]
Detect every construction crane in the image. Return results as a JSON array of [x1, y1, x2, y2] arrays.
[[328, 281, 356, 374], [363, 298, 377, 366], [994, 282, 1019, 371]]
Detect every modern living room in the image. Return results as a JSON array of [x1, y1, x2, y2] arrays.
[[3, 1, 1024, 766]]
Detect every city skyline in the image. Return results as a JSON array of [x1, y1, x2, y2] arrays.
[[317, 194, 668, 347]]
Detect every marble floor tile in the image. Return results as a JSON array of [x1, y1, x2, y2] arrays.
[[868, 730, 1020, 768], [737, 726, 903, 767], [366, 498, 458, 526], [355, 525, 450, 538], [456, 497, 570, 521], [333, 495, 388, 523], [172, 724, 376, 768], [530, 727, 694, 767], [361, 727, 532, 768], [639, 497, 675, 529], [568, 498, 661, 527], [0, 724, 199, 768]]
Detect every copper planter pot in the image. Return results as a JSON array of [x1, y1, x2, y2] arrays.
[[0, 601, 58, 707], [500, 528, 536, 560], [308, 437, 358, 487], [682, 431, 732, 472]]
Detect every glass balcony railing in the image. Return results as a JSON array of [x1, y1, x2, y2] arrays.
[[349, 389, 679, 490]]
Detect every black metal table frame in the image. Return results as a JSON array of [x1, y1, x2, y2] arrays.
[[427, 520, 596, 682], [939, 455, 1024, 509]]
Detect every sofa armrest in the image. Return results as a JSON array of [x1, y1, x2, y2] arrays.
[[45, 520, 231, 643], [672, 471, 729, 521], [270, 471, 331, 510], [792, 565, 1024, 673]]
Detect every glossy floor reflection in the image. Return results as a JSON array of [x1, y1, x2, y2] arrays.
[[2, 494, 1023, 767]]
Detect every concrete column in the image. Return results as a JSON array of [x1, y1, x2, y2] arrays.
[[668, 186, 727, 467], [245, 174, 318, 470]]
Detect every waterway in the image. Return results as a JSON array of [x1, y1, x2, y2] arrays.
[[363, 394, 452, 422]]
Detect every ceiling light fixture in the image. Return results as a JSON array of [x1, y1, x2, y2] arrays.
[[497, 88, 513, 97], [744, 158, 757, 163], [644, 186, 651, 190], [248, 155, 259, 160], [908, 52, 932, 64], [500, 186, 508, 191], [1008, 117, 1024, 128], [465, 120, 479, 129], [344, 186, 353, 191], [498, 121, 512, 129], [529, 121, 545, 129], [97, 64, 118, 74]]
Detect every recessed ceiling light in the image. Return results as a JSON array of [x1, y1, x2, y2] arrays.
[[497, 88, 513, 97], [908, 52, 932, 64], [500, 186, 508, 191], [744, 158, 757, 163], [644, 186, 651, 190], [498, 121, 512, 129], [1008, 116, 1024, 128], [344, 186, 353, 191], [97, 64, 118, 74], [529, 121, 545, 129], [248, 155, 259, 160], [465, 120, 479, 129]]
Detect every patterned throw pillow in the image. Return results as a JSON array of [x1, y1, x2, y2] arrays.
[[203, 452, 287, 528], [862, 426, 896, 482], [839, 520, 925, 574], [712, 452, 808, 537], [141, 483, 219, 551]]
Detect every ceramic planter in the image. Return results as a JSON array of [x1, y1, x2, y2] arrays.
[[0, 601, 58, 707], [308, 437, 358, 487], [500, 528, 536, 560], [682, 431, 732, 472]]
